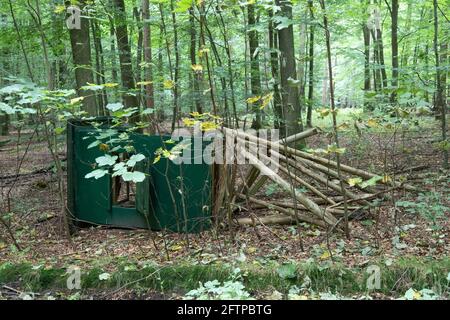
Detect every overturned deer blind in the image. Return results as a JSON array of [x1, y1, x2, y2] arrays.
[[67, 118, 413, 234], [212, 127, 415, 231], [67, 118, 213, 233]]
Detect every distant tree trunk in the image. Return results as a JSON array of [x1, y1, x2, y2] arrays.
[[0, 113, 8, 136], [390, 0, 399, 103], [67, 0, 98, 116], [268, 8, 283, 131], [298, 5, 308, 102], [373, 6, 388, 90], [306, 0, 315, 128], [400, 2, 413, 69], [157, 23, 166, 121], [276, 0, 303, 141], [110, 24, 118, 86], [189, 7, 203, 114], [134, 5, 143, 96], [112, 0, 140, 121], [8, 0, 34, 83], [142, 0, 155, 128], [322, 64, 329, 105], [0, 71, 9, 136], [425, 43, 430, 103], [433, 0, 448, 169], [248, 3, 262, 129], [319, 0, 350, 238], [170, 0, 180, 131], [91, 21, 107, 113], [216, 2, 238, 127], [362, 0, 371, 109]]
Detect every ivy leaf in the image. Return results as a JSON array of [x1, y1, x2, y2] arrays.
[[85, 169, 108, 180], [95, 154, 118, 167]]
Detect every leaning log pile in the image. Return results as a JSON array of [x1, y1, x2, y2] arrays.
[[213, 127, 415, 231]]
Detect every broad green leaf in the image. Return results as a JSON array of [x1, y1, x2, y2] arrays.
[[85, 169, 108, 180], [122, 171, 146, 183], [106, 102, 124, 112], [126, 154, 146, 167], [95, 154, 118, 167]]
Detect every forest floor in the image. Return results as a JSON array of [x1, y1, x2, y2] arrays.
[[0, 113, 449, 300]]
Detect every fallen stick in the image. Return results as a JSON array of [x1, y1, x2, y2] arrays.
[[236, 215, 295, 226], [238, 148, 338, 226], [237, 137, 335, 204], [275, 127, 320, 145], [237, 194, 327, 228]]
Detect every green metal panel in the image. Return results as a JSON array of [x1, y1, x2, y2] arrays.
[[66, 119, 212, 233]]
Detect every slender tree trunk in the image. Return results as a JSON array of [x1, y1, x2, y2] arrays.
[[142, 0, 154, 120], [216, 1, 238, 127], [248, 3, 262, 129], [306, 0, 315, 128], [268, 8, 283, 132], [112, 0, 140, 121], [276, 0, 303, 142], [433, 0, 448, 169], [67, 0, 98, 116], [362, 0, 371, 109], [189, 8, 202, 114], [374, 6, 388, 90], [170, 0, 180, 131], [8, 0, 34, 82], [390, 0, 399, 103], [91, 21, 107, 114], [319, 0, 350, 238], [298, 5, 308, 102]]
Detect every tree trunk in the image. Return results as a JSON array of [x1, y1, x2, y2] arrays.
[[112, 0, 140, 121], [141, 0, 155, 129], [276, 0, 303, 142], [189, 8, 202, 113], [306, 0, 315, 128], [362, 0, 371, 109], [390, 0, 399, 103], [433, 0, 448, 169], [248, 3, 262, 129], [67, 0, 98, 116], [268, 8, 283, 132], [374, 6, 388, 90], [170, 0, 180, 131], [91, 21, 107, 114]]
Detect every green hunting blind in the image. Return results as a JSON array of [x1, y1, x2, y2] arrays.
[[67, 118, 212, 233]]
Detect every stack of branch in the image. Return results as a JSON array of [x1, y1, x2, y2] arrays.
[[214, 127, 415, 231]]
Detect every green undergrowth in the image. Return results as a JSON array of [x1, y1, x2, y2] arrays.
[[0, 257, 449, 298]]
